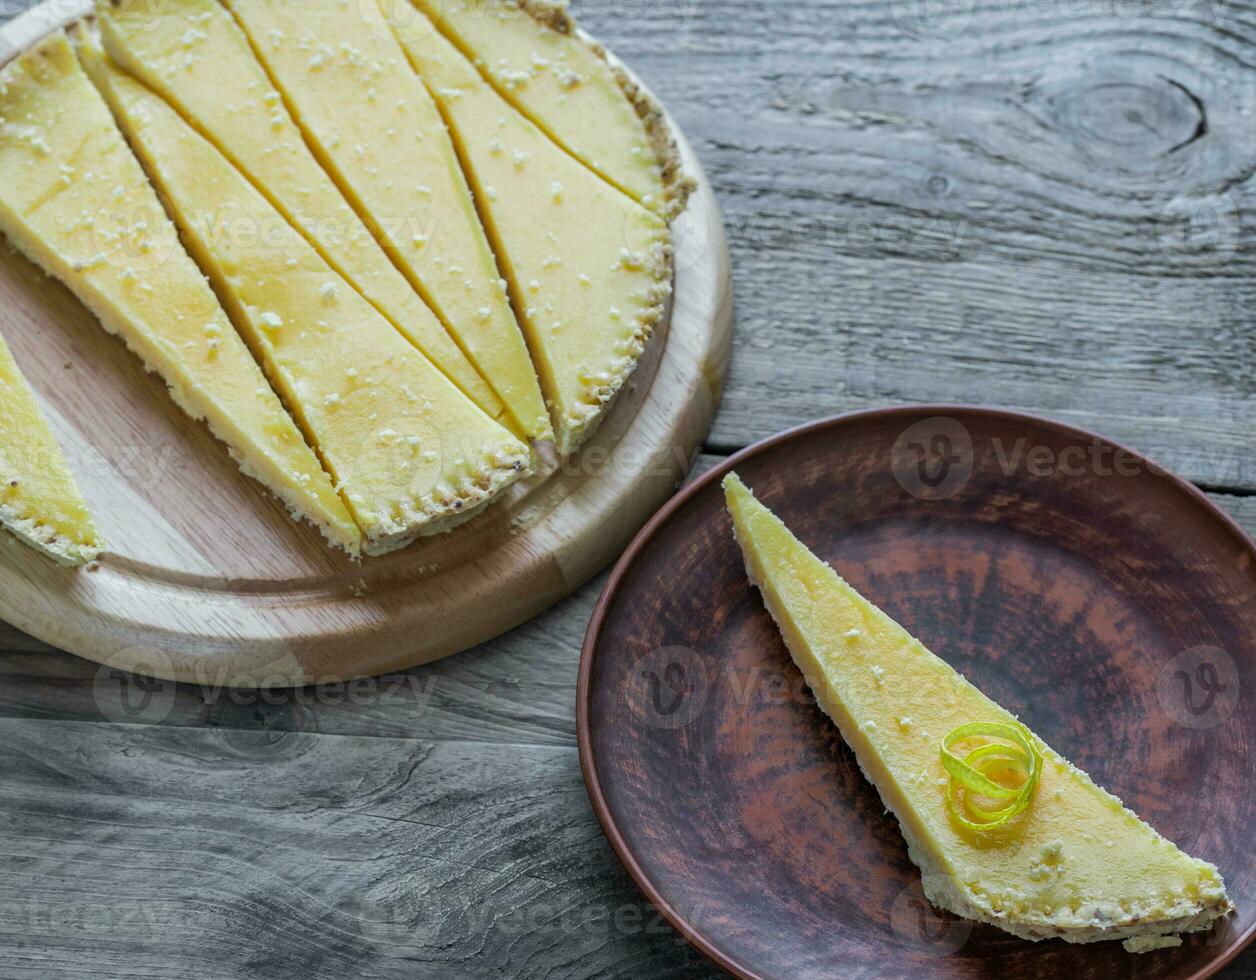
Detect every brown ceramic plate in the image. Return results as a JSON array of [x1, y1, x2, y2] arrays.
[[578, 407, 1256, 980]]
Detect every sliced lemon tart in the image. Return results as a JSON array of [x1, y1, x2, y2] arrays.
[[223, 0, 552, 445], [0, 332, 103, 565], [82, 46, 531, 554], [94, 0, 505, 427], [0, 32, 361, 555], [394, 13, 673, 455], [406, 0, 689, 217], [723, 472, 1233, 947]]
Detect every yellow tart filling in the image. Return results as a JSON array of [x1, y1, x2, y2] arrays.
[[392, 12, 672, 455], [95, 0, 506, 426], [404, 0, 688, 217], [82, 46, 531, 554], [1, 32, 360, 554], [223, 0, 553, 445]]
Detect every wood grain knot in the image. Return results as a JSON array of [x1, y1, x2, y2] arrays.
[[1038, 64, 1207, 174]]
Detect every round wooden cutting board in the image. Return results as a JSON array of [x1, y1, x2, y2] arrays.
[[0, 0, 732, 686], [578, 407, 1256, 980]]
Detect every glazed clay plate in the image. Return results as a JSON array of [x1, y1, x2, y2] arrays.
[[578, 407, 1255, 980]]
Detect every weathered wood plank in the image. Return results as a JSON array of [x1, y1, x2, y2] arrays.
[[0, 582, 596, 746], [0, 719, 720, 980], [574, 0, 1256, 487]]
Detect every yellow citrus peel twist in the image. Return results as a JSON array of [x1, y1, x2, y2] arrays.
[[941, 721, 1041, 832]]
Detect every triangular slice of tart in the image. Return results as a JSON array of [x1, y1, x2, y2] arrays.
[[407, 0, 690, 217], [222, 0, 552, 446], [393, 14, 673, 455], [94, 0, 505, 428], [80, 44, 531, 555], [0, 32, 360, 555], [723, 472, 1233, 947], [0, 332, 103, 566]]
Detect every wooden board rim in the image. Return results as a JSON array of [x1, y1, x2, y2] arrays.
[[576, 404, 1256, 980], [0, 0, 733, 686]]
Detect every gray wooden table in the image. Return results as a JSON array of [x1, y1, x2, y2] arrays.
[[2, 0, 1254, 975]]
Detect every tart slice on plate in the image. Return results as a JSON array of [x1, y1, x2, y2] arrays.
[[723, 472, 1233, 949], [0, 331, 103, 566]]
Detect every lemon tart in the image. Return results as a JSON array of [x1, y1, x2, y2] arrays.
[[0, 32, 361, 555], [93, 0, 505, 427], [393, 13, 673, 455], [223, 0, 552, 445], [406, 0, 689, 217], [82, 47, 531, 554], [0, 332, 103, 565], [723, 473, 1233, 947]]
